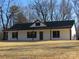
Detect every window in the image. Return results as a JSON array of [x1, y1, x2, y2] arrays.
[[36, 23, 40, 26], [53, 31, 60, 38], [12, 32, 18, 38], [27, 32, 36, 38]]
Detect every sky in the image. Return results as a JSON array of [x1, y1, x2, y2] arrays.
[[16, 0, 34, 6], [16, 0, 61, 6]]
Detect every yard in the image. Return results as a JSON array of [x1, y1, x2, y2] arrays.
[[0, 40, 79, 59]]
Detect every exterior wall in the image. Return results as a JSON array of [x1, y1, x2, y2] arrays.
[[8, 31, 18, 40], [8, 28, 71, 40], [18, 30, 50, 41], [8, 30, 50, 40], [18, 31, 27, 40], [0, 31, 3, 40], [71, 25, 76, 40], [51, 29, 70, 40]]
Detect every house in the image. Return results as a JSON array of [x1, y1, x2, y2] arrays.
[[3, 20, 76, 40], [75, 22, 79, 40], [0, 31, 3, 40]]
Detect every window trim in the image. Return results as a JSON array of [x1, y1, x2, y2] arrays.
[[12, 32, 18, 39], [27, 32, 37, 38], [36, 23, 40, 26], [53, 31, 60, 38]]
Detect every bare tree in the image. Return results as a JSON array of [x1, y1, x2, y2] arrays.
[[0, 0, 6, 29], [0, 0, 14, 29], [72, 0, 79, 22], [0, 0, 14, 40], [31, 0, 72, 21], [30, 0, 57, 21], [0, 0, 26, 40], [49, 0, 56, 21], [32, 0, 49, 22], [60, 0, 72, 21], [22, 5, 37, 22], [10, 5, 28, 24]]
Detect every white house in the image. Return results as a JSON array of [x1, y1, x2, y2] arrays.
[[3, 20, 76, 41]]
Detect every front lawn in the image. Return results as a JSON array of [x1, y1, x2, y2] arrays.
[[0, 40, 79, 59]]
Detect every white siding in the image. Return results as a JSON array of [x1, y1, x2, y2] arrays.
[[71, 25, 76, 40], [8, 29, 72, 40], [8, 31, 18, 40], [18, 31, 27, 40], [51, 29, 70, 40]]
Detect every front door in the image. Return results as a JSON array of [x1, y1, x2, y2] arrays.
[[39, 32, 43, 40]]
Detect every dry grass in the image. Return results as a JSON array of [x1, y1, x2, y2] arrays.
[[0, 40, 79, 59]]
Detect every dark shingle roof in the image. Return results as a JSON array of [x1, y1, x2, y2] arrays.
[[7, 20, 75, 31]]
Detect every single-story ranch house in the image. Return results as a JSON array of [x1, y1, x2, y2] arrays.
[[3, 20, 76, 40]]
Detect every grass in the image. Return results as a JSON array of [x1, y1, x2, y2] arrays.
[[0, 40, 79, 59]]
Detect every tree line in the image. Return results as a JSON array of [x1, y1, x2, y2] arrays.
[[0, 0, 79, 30]]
